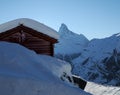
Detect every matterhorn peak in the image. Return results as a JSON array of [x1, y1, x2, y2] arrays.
[[59, 23, 69, 32], [55, 23, 89, 55], [58, 23, 74, 37], [58, 23, 89, 41], [60, 23, 68, 29]]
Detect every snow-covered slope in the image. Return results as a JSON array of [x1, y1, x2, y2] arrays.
[[0, 42, 91, 95], [85, 82, 120, 95], [72, 33, 120, 86], [55, 24, 89, 61]]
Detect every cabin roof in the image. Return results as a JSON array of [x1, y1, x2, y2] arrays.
[[0, 18, 59, 39]]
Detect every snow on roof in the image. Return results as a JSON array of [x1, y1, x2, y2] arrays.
[[0, 18, 59, 39]]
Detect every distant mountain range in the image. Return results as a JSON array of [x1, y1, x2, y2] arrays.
[[55, 24, 120, 86]]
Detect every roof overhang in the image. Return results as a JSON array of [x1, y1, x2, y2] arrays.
[[0, 18, 59, 40]]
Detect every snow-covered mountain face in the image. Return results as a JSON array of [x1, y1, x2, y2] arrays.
[[55, 23, 120, 86], [72, 33, 120, 86], [55, 24, 89, 62]]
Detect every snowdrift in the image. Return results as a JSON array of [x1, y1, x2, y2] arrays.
[[85, 82, 120, 95], [0, 42, 91, 95]]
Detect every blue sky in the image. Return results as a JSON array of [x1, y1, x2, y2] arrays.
[[0, 0, 120, 40]]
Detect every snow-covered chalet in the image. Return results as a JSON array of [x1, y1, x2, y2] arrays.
[[0, 18, 59, 56]]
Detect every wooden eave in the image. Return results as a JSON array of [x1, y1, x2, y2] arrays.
[[0, 24, 58, 43]]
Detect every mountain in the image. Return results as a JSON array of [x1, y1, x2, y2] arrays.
[[72, 33, 120, 86], [0, 42, 91, 95], [55, 24, 89, 62], [54, 23, 120, 86]]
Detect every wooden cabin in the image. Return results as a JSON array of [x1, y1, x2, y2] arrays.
[[0, 18, 59, 56]]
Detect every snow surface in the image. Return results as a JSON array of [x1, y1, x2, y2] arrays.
[[55, 23, 89, 55], [85, 82, 120, 95], [0, 42, 91, 95], [0, 18, 59, 39]]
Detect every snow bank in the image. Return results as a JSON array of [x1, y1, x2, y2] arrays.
[[85, 82, 120, 95], [0, 42, 91, 95], [0, 18, 59, 39]]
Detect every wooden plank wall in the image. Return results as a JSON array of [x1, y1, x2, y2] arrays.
[[1, 32, 53, 56]]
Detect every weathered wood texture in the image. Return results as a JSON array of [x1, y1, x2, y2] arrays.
[[0, 25, 57, 56]]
